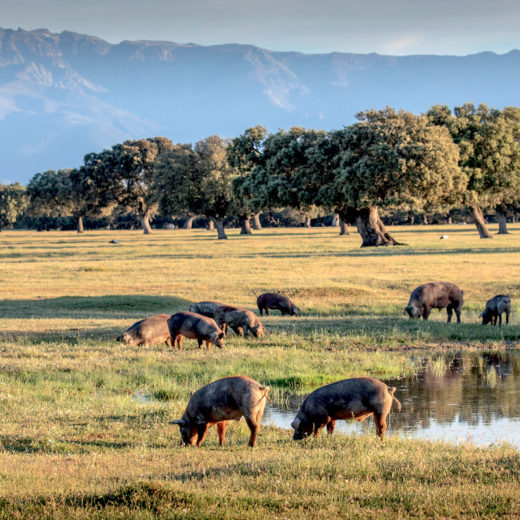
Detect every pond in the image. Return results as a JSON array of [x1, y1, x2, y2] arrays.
[[262, 350, 520, 448]]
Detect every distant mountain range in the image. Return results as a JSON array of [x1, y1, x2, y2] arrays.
[[1, 27, 519, 183]]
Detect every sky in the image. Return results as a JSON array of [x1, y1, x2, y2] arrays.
[[1, 0, 519, 56]]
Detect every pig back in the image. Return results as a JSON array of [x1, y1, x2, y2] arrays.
[[487, 295, 511, 313], [168, 311, 219, 335], [189, 301, 225, 318], [412, 282, 463, 308], [257, 293, 290, 310], [302, 377, 391, 417], [186, 376, 268, 421]]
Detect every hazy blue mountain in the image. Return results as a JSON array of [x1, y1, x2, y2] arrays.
[[1, 27, 519, 183]]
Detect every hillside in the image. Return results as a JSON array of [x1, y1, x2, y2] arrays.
[[1, 27, 519, 182]]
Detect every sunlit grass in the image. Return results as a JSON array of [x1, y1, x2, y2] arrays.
[[0, 225, 519, 518]]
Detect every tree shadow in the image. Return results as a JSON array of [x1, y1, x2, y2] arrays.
[[0, 435, 133, 454], [0, 294, 193, 320], [266, 315, 520, 343]]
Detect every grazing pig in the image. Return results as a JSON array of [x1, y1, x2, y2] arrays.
[[257, 293, 299, 316], [117, 314, 172, 347], [480, 295, 511, 326], [214, 305, 265, 338], [189, 301, 225, 318], [171, 376, 270, 447], [404, 282, 464, 322], [168, 311, 225, 349], [291, 377, 401, 441]]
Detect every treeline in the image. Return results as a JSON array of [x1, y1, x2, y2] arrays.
[[2, 103, 519, 247]]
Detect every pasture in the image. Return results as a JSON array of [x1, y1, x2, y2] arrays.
[[0, 225, 519, 519]]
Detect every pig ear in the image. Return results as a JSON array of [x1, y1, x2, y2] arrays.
[[218, 332, 225, 339], [170, 419, 185, 426]]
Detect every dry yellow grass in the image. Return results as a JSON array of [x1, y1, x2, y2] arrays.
[[0, 225, 519, 518]]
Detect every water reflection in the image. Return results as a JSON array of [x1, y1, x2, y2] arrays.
[[262, 351, 520, 447]]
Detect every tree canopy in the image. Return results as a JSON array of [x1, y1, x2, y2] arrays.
[[427, 103, 520, 236], [0, 183, 28, 230], [156, 135, 238, 239]]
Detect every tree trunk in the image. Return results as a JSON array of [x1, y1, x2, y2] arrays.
[[252, 213, 262, 230], [513, 210, 518, 224], [77, 216, 84, 234], [304, 215, 311, 228], [331, 214, 339, 227], [211, 218, 228, 239], [184, 215, 196, 229], [422, 214, 429, 225], [207, 219, 215, 231], [410, 215, 415, 225], [496, 210, 509, 234], [355, 207, 401, 247], [471, 206, 493, 239], [240, 216, 252, 235], [141, 213, 152, 234], [339, 218, 349, 235], [140, 211, 152, 234]]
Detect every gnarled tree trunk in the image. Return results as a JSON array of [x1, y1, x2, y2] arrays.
[[331, 214, 339, 227], [141, 211, 152, 234], [496, 209, 509, 234], [207, 219, 215, 231], [240, 216, 252, 235], [211, 217, 228, 239], [252, 213, 262, 230], [184, 215, 196, 229], [339, 218, 349, 236], [77, 216, 84, 234], [471, 206, 493, 239], [354, 207, 401, 247], [304, 215, 311, 228]]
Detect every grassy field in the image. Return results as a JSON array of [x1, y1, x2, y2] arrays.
[[0, 225, 519, 518]]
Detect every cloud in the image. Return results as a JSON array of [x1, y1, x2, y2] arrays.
[[380, 32, 425, 55]]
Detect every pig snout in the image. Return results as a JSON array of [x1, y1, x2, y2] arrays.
[[405, 304, 420, 319], [291, 417, 311, 440], [212, 331, 225, 348]]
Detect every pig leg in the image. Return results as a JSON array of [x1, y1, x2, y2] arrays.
[[258, 307, 264, 316], [422, 306, 431, 320], [374, 413, 388, 440], [197, 338, 204, 349], [195, 423, 209, 447], [221, 323, 228, 338], [312, 419, 327, 437], [498, 313, 502, 327], [326, 420, 336, 435], [355, 411, 373, 422], [454, 306, 462, 323], [165, 337, 172, 347], [205, 339, 211, 349], [265, 308, 270, 316], [174, 334, 183, 350], [217, 421, 228, 445], [446, 304, 453, 323], [244, 416, 259, 447], [506, 311, 510, 324]]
